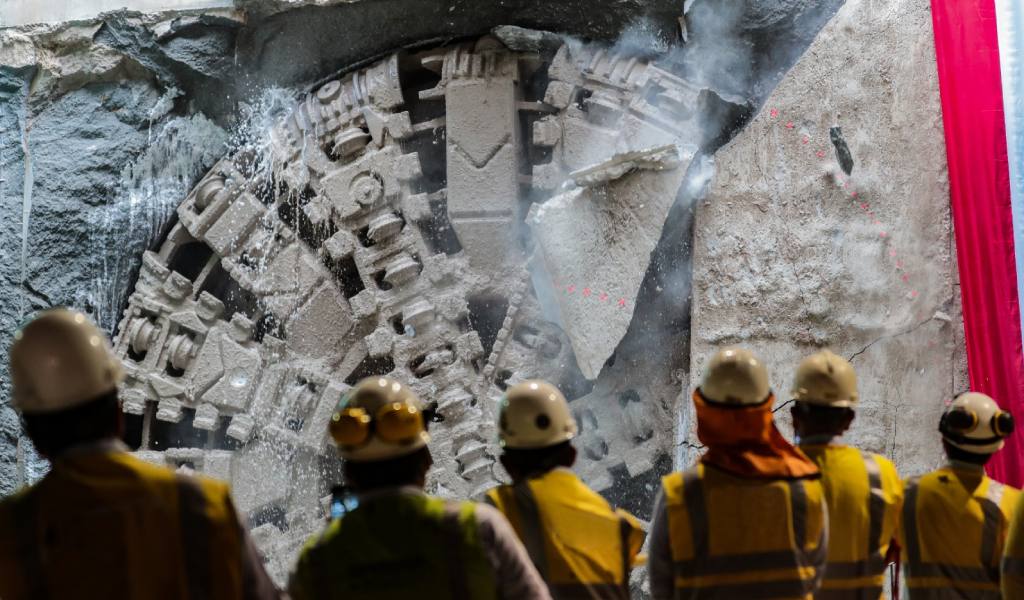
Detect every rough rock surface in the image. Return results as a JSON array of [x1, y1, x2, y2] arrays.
[[690, 0, 965, 476]]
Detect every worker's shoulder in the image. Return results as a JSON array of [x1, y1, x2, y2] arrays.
[[860, 450, 900, 480], [995, 478, 1022, 504], [0, 487, 30, 532], [120, 453, 232, 500]]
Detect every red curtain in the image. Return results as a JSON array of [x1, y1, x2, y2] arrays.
[[932, 0, 1024, 486]]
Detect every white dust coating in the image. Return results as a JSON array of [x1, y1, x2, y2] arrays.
[[107, 37, 716, 580]]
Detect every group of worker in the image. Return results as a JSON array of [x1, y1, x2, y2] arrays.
[[3, 309, 1024, 600]]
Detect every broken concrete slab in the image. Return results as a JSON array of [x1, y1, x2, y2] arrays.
[[528, 145, 691, 379]]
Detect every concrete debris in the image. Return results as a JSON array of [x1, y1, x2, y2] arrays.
[[569, 145, 684, 188], [529, 157, 690, 380]]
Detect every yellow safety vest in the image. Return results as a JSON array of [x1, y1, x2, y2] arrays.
[[485, 468, 645, 600], [800, 444, 902, 600], [899, 465, 1020, 599], [290, 493, 497, 600], [1002, 490, 1024, 598], [0, 449, 247, 600], [661, 462, 828, 599]]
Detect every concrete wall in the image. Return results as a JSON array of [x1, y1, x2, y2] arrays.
[[691, 0, 964, 477], [0, 0, 232, 27]]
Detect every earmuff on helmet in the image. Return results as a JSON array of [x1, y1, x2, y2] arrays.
[[330, 400, 443, 449], [939, 404, 1015, 446]]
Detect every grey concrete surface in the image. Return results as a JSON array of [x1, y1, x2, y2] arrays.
[[691, 0, 964, 477]]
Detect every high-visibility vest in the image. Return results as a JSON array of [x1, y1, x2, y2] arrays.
[[0, 450, 247, 600], [800, 444, 903, 600], [1002, 490, 1024, 598], [289, 493, 497, 600], [899, 466, 1020, 599], [661, 462, 828, 599], [485, 468, 645, 600]]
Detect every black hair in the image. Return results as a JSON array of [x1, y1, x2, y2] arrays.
[[343, 446, 433, 491], [499, 440, 576, 482], [21, 390, 122, 458], [942, 439, 993, 466], [791, 402, 855, 436]]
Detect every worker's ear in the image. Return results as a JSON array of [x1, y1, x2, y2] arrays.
[[842, 408, 856, 432], [566, 444, 578, 468], [790, 404, 802, 431]]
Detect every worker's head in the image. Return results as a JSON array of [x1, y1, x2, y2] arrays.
[[939, 392, 1014, 465], [692, 347, 779, 448], [496, 380, 578, 482], [331, 376, 434, 491], [697, 347, 771, 407], [10, 308, 125, 459], [789, 350, 858, 440]]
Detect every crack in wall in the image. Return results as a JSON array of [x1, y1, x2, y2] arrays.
[[847, 314, 938, 363]]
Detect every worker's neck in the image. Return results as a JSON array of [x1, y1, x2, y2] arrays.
[[798, 433, 842, 446], [354, 485, 424, 501], [947, 458, 987, 473], [51, 437, 127, 461]]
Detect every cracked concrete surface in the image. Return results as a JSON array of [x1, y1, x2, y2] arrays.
[[691, 0, 964, 477]]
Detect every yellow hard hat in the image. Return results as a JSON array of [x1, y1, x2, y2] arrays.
[[940, 392, 1014, 455], [10, 308, 124, 415], [699, 347, 771, 406], [498, 380, 578, 449], [330, 376, 430, 462], [790, 350, 858, 408]]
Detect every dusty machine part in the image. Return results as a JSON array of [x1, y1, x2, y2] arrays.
[[113, 36, 710, 578]]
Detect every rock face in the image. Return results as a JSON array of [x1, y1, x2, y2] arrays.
[[690, 0, 964, 476]]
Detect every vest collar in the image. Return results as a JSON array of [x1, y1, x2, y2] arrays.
[[797, 434, 841, 446], [54, 438, 128, 461]]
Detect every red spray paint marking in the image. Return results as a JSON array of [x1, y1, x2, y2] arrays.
[[770, 106, 922, 302], [560, 283, 627, 309]]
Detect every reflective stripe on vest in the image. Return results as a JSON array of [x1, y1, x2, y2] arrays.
[[816, 452, 888, 600], [903, 476, 1003, 591], [505, 481, 632, 600], [672, 468, 824, 598]]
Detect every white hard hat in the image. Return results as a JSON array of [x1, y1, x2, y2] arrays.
[[330, 376, 430, 462], [498, 380, 578, 449], [940, 392, 1014, 455], [790, 350, 858, 408], [699, 347, 771, 406], [10, 308, 124, 415]]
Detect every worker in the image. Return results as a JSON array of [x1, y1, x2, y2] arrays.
[[485, 380, 646, 599], [288, 376, 550, 600], [1003, 474, 1024, 598], [790, 350, 902, 599], [899, 391, 1019, 598], [0, 308, 279, 600], [648, 347, 828, 599]]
